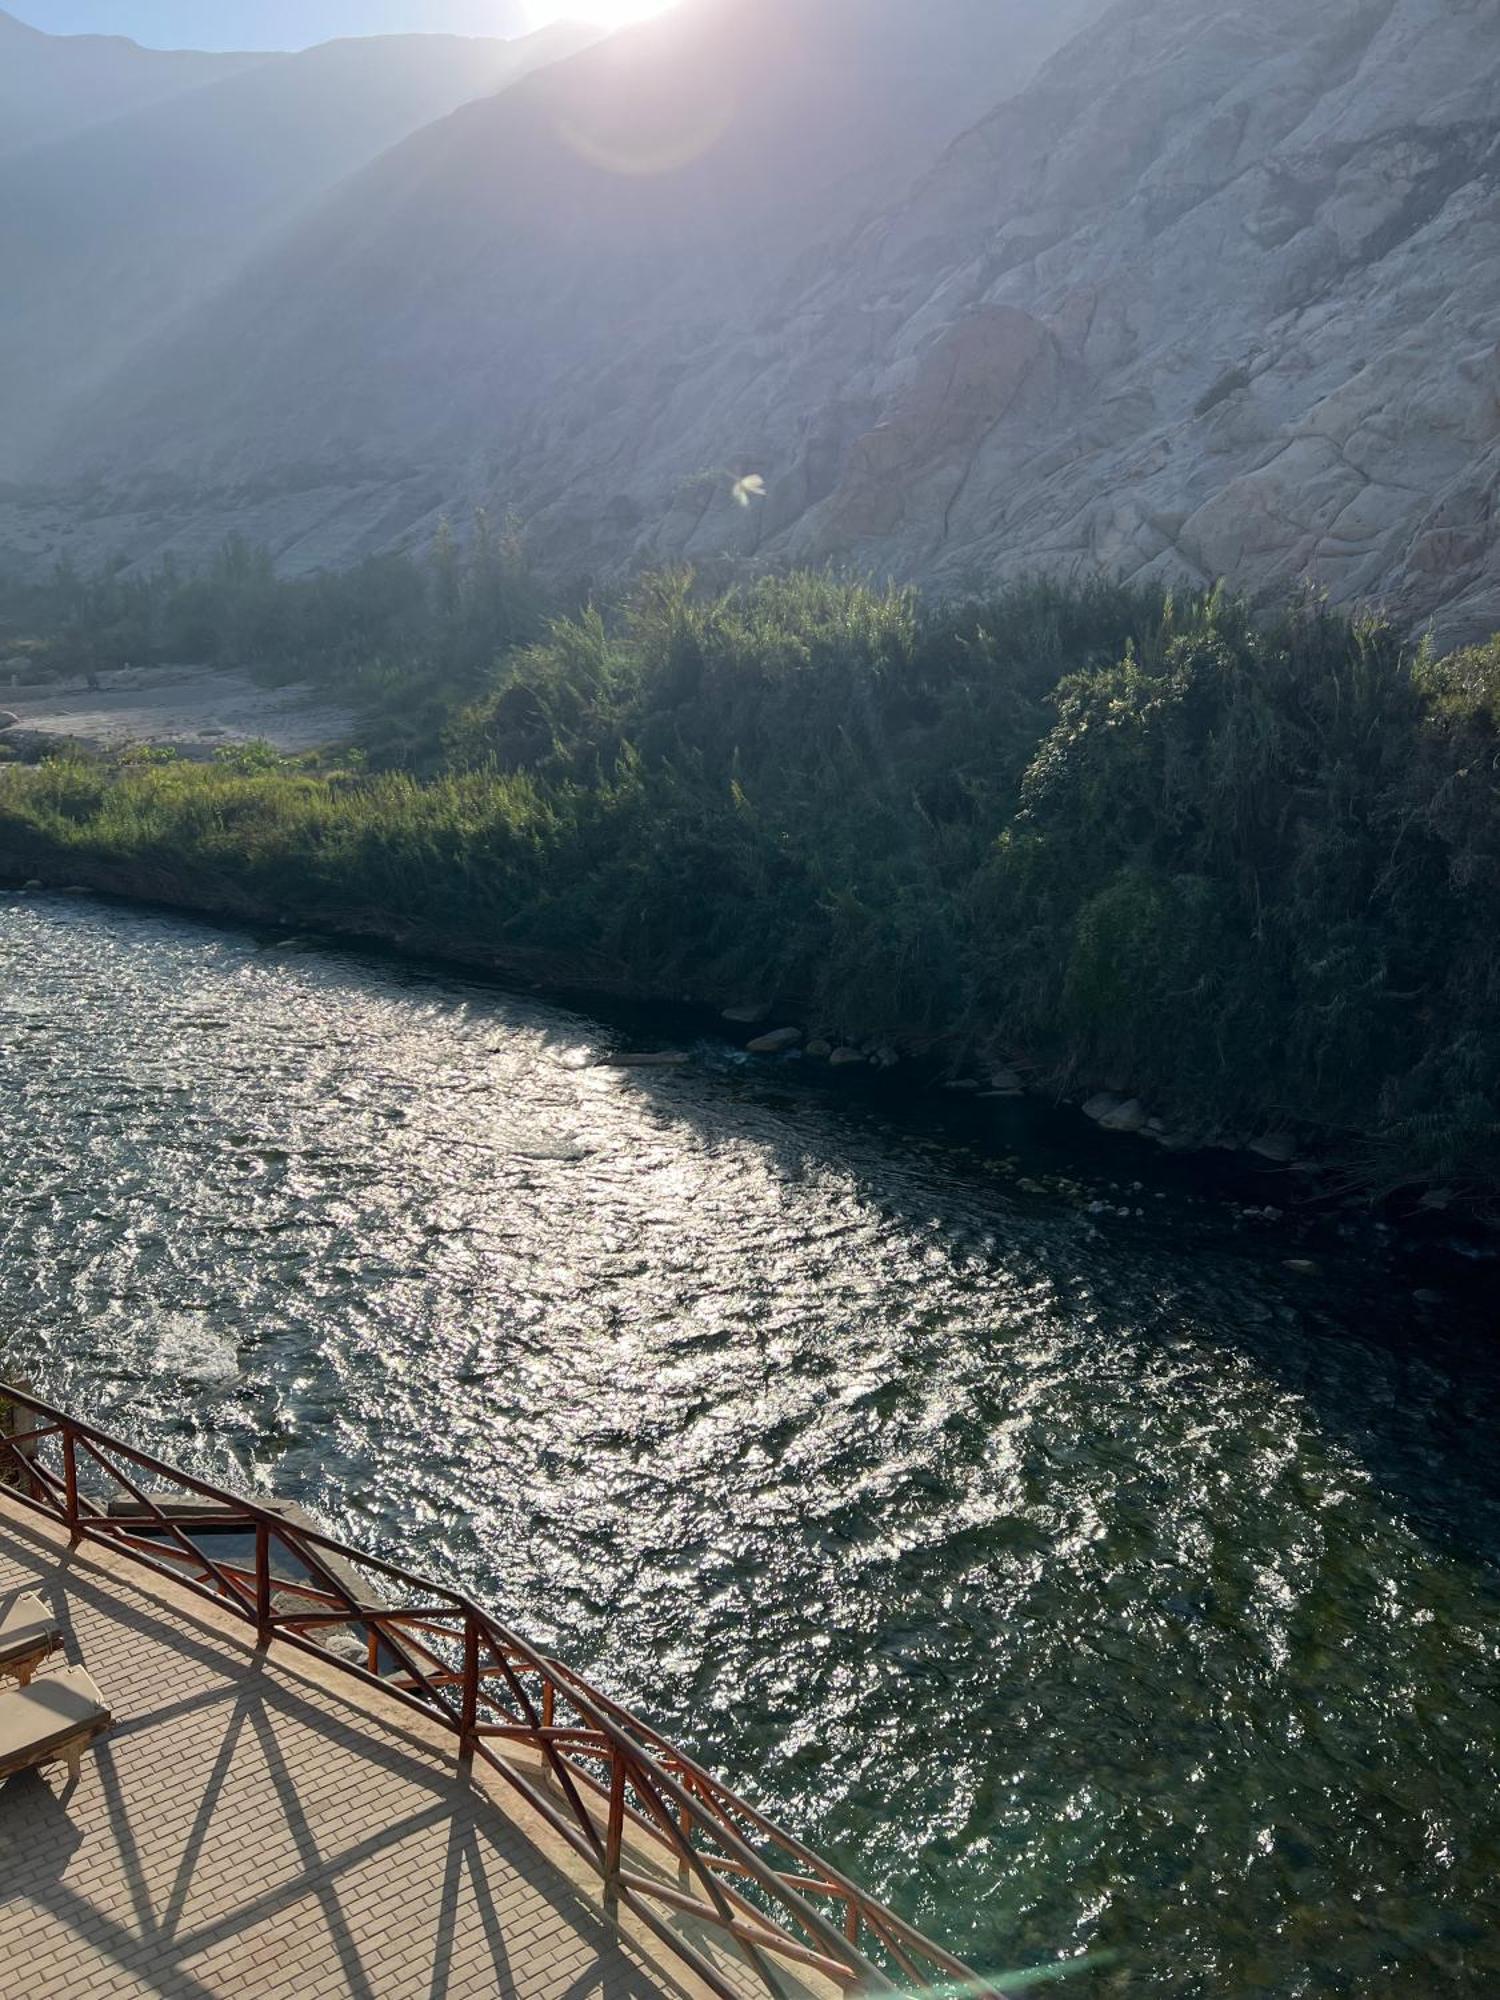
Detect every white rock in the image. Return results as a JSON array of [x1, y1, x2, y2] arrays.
[[1248, 1133, 1298, 1164], [1098, 1099, 1149, 1134], [747, 1027, 803, 1054]]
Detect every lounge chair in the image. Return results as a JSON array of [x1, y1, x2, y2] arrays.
[[0, 1590, 61, 1688], [0, 1666, 112, 1784]]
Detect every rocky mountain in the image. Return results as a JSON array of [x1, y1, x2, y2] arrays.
[[3, 0, 1109, 574], [742, 0, 1500, 643], [8, 0, 1500, 644], [0, 6, 260, 160], [0, 17, 597, 476]]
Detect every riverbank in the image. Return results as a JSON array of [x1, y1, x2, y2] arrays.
[[0, 664, 355, 758], [3, 568, 1499, 1208], [0, 857, 1481, 1271]]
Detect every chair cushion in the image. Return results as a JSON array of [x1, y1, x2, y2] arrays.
[[0, 1666, 111, 1769], [0, 1591, 60, 1665]]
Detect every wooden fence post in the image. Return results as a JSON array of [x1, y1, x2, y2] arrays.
[[255, 1521, 272, 1645], [62, 1426, 79, 1538], [461, 1614, 479, 1758], [0, 1381, 39, 1500], [604, 1747, 627, 1909]]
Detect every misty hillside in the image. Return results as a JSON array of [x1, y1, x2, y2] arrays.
[[5, 0, 1109, 572], [0, 6, 261, 159], [6, 0, 1500, 644], [0, 17, 598, 477]]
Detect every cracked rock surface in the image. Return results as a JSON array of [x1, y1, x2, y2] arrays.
[[9, 0, 1500, 640]]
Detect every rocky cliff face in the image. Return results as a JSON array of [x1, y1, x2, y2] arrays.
[[3, 0, 1109, 576], [9, 0, 1500, 643], [732, 0, 1500, 643]]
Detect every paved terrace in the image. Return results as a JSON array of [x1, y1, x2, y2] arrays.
[[0, 1495, 793, 2000]]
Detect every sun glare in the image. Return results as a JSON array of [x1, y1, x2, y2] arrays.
[[526, 0, 682, 27]]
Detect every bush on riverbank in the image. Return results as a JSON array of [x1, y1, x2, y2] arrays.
[[3, 568, 1499, 1198]]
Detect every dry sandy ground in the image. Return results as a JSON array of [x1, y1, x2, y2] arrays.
[[0, 665, 355, 756]]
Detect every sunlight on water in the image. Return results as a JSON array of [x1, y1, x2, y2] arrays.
[[3, 895, 1500, 1995]]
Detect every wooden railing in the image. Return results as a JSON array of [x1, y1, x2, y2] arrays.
[[0, 1382, 993, 2000]]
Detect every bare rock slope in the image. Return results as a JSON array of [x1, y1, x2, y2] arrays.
[[11, 0, 1109, 575], [12, 0, 1500, 640], [0, 19, 596, 477], [0, 6, 259, 160], [731, 0, 1500, 642]]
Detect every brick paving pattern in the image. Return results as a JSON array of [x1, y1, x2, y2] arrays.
[[0, 1496, 782, 2000]]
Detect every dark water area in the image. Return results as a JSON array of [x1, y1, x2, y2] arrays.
[[3, 892, 1499, 1997]]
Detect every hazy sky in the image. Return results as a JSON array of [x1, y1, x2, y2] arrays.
[[9, 3, 678, 48]]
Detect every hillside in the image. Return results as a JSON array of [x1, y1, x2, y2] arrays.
[[745, 0, 1500, 643], [7, 0, 1500, 644], [0, 6, 261, 159], [4, 0, 1109, 576], [0, 18, 597, 477]]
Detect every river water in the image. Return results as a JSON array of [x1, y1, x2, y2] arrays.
[[3, 894, 1498, 1996]]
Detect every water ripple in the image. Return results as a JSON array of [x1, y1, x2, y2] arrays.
[[3, 895, 1500, 1994]]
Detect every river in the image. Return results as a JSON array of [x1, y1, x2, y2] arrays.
[[3, 892, 1498, 1996]]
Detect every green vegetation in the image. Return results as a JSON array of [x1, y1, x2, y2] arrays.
[[3, 553, 1499, 1198]]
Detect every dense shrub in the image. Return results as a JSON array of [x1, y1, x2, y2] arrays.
[[3, 561, 1499, 1195]]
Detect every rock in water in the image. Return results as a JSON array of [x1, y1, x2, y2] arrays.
[[1098, 1099, 1149, 1134], [747, 1027, 803, 1054], [1249, 1134, 1298, 1165]]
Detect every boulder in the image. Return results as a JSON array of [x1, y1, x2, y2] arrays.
[[1098, 1098, 1149, 1134], [988, 1067, 1025, 1093], [0, 711, 17, 730], [1082, 1092, 1122, 1123], [829, 1048, 865, 1067], [1149, 1128, 1197, 1152], [722, 1003, 772, 1025], [943, 1079, 982, 1092], [805, 1038, 832, 1059], [1248, 1133, 1298, 1165], [747, 1026, 802, 1054], [320, 1626, 372, 1667]]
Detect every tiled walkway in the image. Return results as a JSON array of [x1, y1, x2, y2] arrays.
[[0, 1496, 753, 2000]]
